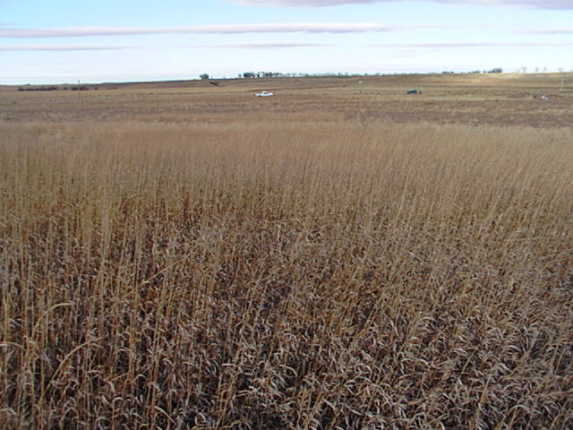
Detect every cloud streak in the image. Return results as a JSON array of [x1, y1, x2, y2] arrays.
[[234, 0, 573, 9], [0, 45, 130, 52], [199, 42, 330, 48], [374, 41, 573, 48], [527, 28, 573, 34], [0, 23, 391, 38]]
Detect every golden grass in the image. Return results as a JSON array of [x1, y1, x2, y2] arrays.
[[1, 118, 572, 429]]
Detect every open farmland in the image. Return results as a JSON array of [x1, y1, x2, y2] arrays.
[[1, 74, 572, 429], [1, 73, 572, 127]]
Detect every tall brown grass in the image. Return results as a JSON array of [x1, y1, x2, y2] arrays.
[[1, 120, 572, 429]]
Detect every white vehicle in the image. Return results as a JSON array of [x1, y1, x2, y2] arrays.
[[255, 91, 274, 97]]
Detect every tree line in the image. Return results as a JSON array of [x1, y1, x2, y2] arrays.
[[200, 69, 505, 81]]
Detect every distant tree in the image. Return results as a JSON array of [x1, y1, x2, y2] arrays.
[[262, 72, 283, 78], [243, 72, 256, 79], [200, 73, 209, 80]]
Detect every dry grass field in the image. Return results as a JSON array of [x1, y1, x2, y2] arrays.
[[1, 73, 572, 429], [2, 73, 572, 127]]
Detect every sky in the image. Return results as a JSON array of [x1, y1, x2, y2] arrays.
[[1, 0, 572, 84]]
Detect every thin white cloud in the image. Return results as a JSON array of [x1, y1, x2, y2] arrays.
[[199, 42, 330, 48], [0, 23, 390, 38], [527, 28, 573, 34], [0, 45, 130, 51], [374, 42, 573, 48], [234, 0, 572, 8]]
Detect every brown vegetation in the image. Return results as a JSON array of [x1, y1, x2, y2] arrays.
[[1, 73, 572, 127], [1, 74, 572, 429]]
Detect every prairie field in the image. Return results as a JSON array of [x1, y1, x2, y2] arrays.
[[0, 74, 572, 429]]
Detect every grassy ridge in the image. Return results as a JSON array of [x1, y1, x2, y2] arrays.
[[1, 121, 572, 429]]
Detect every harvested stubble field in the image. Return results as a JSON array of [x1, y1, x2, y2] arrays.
[[0, 74, 572, 429]]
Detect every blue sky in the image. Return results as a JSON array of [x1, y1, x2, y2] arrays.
[[1, 0, 572, 84]]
